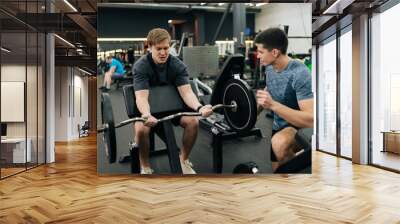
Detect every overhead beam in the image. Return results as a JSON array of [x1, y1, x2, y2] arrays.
[[323, 0, 356, 15], [66, 13, 97, 46], [48, 0, 97, 47], [55, 56, 96, 70]]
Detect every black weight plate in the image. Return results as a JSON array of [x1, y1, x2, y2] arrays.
[[101, 92, 117, 163], [222, 79, 257, 132]]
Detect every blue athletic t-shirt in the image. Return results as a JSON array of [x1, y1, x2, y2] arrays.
[[110, 58, 125, 75], [265, 59, 313, 131]]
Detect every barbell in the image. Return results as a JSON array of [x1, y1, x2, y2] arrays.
[[98, 78, 258, 163], [98, 103, 237, 132]]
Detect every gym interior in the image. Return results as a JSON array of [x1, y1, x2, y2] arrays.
[[97, 2, 313, 174], [1, 0, 400, 223]]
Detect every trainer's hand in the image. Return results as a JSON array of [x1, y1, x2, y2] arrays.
[[199, 105, 213, 117], [256, 89, 275, 110], [142, 114, 158, 127]]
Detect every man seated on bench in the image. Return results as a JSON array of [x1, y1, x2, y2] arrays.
[[133, 28, 213, 174], [254, 28, 314, 172], [100, 55, 126, 91]]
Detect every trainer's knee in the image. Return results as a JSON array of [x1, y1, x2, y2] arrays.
[[271, 134, 291, 161]]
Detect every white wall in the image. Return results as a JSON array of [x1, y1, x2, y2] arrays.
[[1, 65, 26, 139], [1, 64, 46, 164], [1, 82, 25, 122], [72, 72, 89, 138], [255, 3, 312, 54], [1, 65, 38, 137], [55, 66, 68, 141], [54, 67, 89, 141]]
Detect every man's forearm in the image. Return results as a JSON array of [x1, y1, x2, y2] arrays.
[[270, 102, 313, 128], [182, 92, 202, 111], [136, 99, 151, 116], [109, 66, 116, 74]]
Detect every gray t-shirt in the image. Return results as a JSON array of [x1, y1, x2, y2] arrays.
[[265, 59, 313, 131], [132, 54, 190, 91]]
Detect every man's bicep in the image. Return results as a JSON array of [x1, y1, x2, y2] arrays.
[[175, 68, 190, 87], [175, 59, 190, 87], [293, 70, 313, 101], [133, 70, 149, 91], [176, 75, 190, 87], [177, 84, 192, 96]]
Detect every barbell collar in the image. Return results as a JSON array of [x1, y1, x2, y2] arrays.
[[97, 123, 109, 133], [211, 103, 237, 111]]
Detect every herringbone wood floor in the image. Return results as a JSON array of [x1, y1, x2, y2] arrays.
[[1, 135, 400, 224]]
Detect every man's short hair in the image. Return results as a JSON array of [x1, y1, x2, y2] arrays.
[[254, 28, 288, 54], [147, 28, 171, 46]]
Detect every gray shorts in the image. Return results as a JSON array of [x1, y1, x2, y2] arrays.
[[112, 73, 124, 78]]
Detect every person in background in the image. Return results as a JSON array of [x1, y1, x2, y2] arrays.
[[99, 55, 126, 91]]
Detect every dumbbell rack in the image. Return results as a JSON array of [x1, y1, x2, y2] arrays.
[[199, 116, 263, 173]]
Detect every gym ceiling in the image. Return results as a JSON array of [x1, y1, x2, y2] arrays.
[[0, 0, 391, 73]]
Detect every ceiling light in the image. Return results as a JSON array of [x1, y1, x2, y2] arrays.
[[200, 3, 206, 6], [78, 67, 92, 76], [168, 20, 172, 24], [215, 40, 234, 44], [255, 3, 268, 7], [54, 34, 75, 48], [218, 3, 225, 6], [1, 47, 11, 53], [63, 0, 78, 12], [323, 0, 344, 14]]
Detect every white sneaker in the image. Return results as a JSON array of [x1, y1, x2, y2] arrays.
[[180, 159, 196, 174], [140, 167, 154, 174]]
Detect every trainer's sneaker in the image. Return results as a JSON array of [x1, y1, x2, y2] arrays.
[[180, 159, 196, 174], [140, 167, 154, 175]]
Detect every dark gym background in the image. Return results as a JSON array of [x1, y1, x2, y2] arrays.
[[98, 7, 256, 45]]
